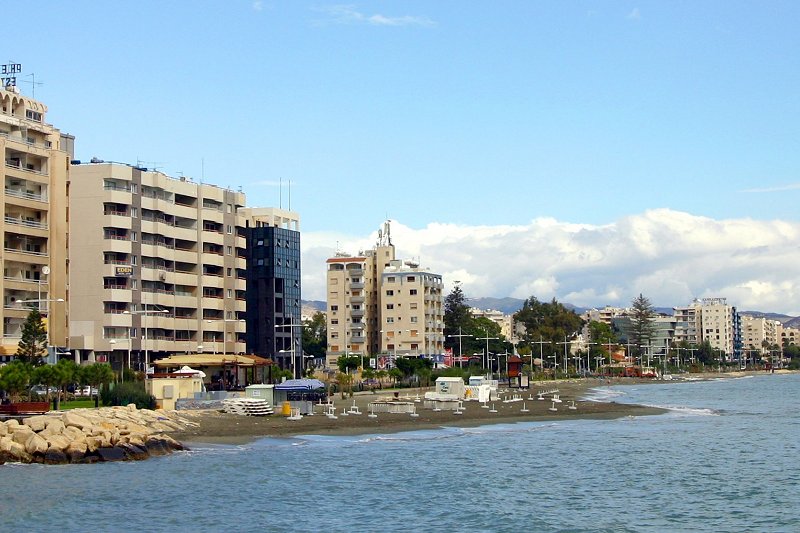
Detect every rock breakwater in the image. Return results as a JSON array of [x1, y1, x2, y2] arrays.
[[0, 405, 197, 465]]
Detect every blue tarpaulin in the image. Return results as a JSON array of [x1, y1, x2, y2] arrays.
[[274, 379, 326, 391]]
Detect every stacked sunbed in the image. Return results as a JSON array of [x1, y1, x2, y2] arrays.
[[222, 397, 274, 416]]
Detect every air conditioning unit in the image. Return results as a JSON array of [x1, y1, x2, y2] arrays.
[[158, 271, 167, 281]]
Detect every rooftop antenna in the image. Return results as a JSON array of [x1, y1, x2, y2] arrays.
[[24, 73, 42, 98]]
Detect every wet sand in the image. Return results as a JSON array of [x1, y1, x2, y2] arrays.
[[168, 378, 665, 444]]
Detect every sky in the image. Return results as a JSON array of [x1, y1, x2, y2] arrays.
[[8, 1, 800, 313]]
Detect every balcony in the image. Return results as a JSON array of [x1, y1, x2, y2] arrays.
[[4, 187, 47, 204]]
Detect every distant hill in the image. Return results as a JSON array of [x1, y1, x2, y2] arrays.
[[302, 299, 798, 325]]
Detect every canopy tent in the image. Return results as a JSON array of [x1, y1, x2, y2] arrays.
[[176, 365, 207, 378], [274, 378, 326, 391]]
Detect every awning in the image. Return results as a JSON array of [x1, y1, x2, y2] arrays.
[[153, 354, 273, 368], [274, 378, 326, 391]]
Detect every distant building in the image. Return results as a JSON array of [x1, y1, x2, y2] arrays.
[[242, 207, 302, 376], [740, 315, 783, 355], [0, 83, 71, 361], [325, 221, 444, 369]]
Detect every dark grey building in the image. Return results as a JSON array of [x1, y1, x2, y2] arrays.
[[243, 209, 302, 378]]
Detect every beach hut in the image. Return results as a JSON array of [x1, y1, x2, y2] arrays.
[[434, 376, 466, 399], [274, 379, 327, 414]]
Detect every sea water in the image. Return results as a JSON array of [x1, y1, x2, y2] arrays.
[[1, 373, 798, 532]]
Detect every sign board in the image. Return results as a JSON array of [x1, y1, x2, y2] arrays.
[[115, 266, 134, 277], [1, 63, 21, 88]]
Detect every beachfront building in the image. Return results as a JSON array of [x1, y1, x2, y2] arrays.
[[697, 298, 741, 361], [672, 303, 702, 346], [471, 307, 515, 340], [740, 315, 783, 355], [782, 325, 799, 347], [69, 161, 247, 370], [325, 221, 444, 369], [243, 207, 303, 377], [0, 81, 71, 361]]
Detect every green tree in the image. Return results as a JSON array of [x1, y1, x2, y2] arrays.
[[302, 312, 327, 358], [513, 296, 584, 366], [0, 361, 33, 401], [79, 363, 115, 407], [443, 283, 473, 355], [53, 359, 79, 410], [15, 309, 48, 366], [588, 320, 617, 364], [33, 364, 59, 404], [336, 355, 360, 374], [629, 294, 657, 359]]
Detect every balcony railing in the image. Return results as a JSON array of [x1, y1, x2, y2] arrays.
[[4, 247, 47, 257], [4, 188, 46, 202], [4, 216, 47, 230]]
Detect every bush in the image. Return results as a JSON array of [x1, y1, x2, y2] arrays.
[[100, 381, 156, 409]]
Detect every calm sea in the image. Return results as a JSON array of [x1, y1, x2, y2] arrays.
[[2, 373, 798, 533]]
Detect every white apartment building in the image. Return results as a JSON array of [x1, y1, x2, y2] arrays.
[[698, 298, 737, 357], [0, 81, 71, 360], [69, 162, 247, 369], [471, 307, 514, 340]]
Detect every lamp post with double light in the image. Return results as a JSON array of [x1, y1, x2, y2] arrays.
[[123, 308, 168, 374], [275, 320, 303, 378]]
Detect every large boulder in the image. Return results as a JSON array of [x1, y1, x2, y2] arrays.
[[43, 448, 68, 465], [25, 432, 48, 455], [11, 427, 34, 446], [45, 418, 66, 434], [66, 441, 88, 463], [0, 421, 7, 437], [62, 412, 93, 431], [45, 434, 72, 452], [0, 437, 31, 463], [22, 415, 52, 432], [62, 426, 86, 442], [96, 447, 126, 462]]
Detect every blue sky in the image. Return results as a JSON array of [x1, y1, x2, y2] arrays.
[[9, 2, 800, 312]]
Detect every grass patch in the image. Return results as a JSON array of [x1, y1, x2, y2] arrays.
[[59, 399, 96, 410]]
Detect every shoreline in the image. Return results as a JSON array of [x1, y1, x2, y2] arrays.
[[167, 378, 664, 445], [168, 370, 797, 445]]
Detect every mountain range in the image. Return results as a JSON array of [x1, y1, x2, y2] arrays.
[[302, 298, 800, 327]]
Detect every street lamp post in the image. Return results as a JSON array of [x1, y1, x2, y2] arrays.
[[123, 308, 168, 374], [275, 320, 303, 378], [207, 318, 245, 355], [475, 328, 498, 378], [447, 327, 472, 368]]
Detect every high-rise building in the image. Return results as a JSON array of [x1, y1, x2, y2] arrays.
[[697, 297, 741, 361], [0, 82, 71, 361], [325, 222, 444, 369], [69, 162, 247, 369], [242, 207, 302, 376]]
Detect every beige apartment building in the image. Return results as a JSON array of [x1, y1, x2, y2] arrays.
[[740, 315, 783, 354], [325, 222, 444, 369], [698, 297, 737, 356], [69, 162, 247, 370], [0, 84, 70, 360]]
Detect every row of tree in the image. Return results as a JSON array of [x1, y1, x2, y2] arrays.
[[0, 359, 114, 408]]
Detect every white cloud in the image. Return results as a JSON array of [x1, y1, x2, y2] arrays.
[[300, 210, 800, 315], [315, 5, 434, 27], [740, 182, 800, 193]]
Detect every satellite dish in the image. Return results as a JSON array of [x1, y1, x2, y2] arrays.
[[42, 266, 50, 275]]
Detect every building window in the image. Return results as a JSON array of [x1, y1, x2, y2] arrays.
[[410, 302, 417, 310], [386, 290, 394, 296], [410, 289, 417, 295], [227, 225, 233, 234], [407, 276, 415, 282], [410, 317, 418, 323], [226, 246, 233, 255], [227, 289, 233, 298], [331, 305, 338, 311], [387, 317, 394, 323], [257, 259, 264, 266], [331, 319, 339, 325], [386, 304, 394, 310], [257, 239, 264, 246], [387, 277, 395, 283]]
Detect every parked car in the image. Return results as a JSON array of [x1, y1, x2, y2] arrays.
[[75, 386, 98, 397]]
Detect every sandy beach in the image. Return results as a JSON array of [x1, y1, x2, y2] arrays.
[[168, 378, 666, 444]]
